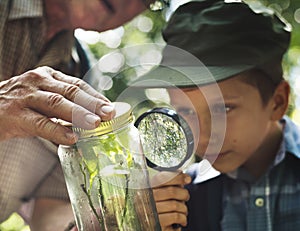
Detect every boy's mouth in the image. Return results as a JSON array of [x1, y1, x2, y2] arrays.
[[204, 151, 230, 163]]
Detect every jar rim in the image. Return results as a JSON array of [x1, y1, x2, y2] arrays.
[[60, 102, 133, 138]]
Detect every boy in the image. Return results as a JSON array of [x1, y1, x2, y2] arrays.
[[133, 0, 300, 230]]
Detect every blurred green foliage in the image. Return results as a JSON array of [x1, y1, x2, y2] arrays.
[[89, 9, 166, 101], [88, 10, 166, 60]]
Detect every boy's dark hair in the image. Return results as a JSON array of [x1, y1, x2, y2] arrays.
[[239, 63, 284, 106]]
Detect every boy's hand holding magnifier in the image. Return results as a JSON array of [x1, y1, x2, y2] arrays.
[[135, 107, 194, 230]]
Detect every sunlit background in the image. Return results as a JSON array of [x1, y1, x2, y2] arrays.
[[1, 0, 300, 230]]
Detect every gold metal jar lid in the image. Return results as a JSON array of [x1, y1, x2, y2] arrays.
[[61, 102, 133, 139]]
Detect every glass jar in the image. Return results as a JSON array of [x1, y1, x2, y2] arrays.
[[58, 102, 161, 231]]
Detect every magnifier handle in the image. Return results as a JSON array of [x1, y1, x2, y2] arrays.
[[172, 223, 182, 229]]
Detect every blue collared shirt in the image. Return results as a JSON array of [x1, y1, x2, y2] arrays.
[[221, 116, 300, 231], [186, 116, 300, 230]]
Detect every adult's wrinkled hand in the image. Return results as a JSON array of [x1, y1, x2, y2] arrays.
[[0, 66, 115, 145]]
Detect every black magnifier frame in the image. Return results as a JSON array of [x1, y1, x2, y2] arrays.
[[134, 107, 194, 172]]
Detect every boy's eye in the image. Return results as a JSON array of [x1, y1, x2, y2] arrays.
[[211, 104, 232, 114]]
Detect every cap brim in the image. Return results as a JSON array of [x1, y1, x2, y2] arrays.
[[130, 64, 254, 88]]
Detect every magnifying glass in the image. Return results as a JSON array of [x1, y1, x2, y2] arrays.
[[135, 107, 194, 229], [134, 107, 194, 172]]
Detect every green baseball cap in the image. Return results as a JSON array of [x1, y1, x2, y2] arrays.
[[131, 0, 291, 88]]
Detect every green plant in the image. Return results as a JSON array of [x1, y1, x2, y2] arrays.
[[0, 213, 30, 231]]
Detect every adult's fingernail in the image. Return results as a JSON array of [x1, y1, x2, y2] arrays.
[[85, 114, 101, 126], [65, 132, 78, 143], [101, 104, 115, 114]]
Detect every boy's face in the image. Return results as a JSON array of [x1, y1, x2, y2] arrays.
[[168, 74, 278, 173]]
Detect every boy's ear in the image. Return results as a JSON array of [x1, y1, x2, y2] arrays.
[[270, 80, 290, 120]]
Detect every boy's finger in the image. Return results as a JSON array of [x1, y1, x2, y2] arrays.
[[156, 200, 188, 215], [151, 171, 191, 188], [153, 186, 190, 202], [159, 212, 187, 228]]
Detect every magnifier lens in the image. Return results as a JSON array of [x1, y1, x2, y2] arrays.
[[135, 108, 194, 171], [137, 113, 187, 168]]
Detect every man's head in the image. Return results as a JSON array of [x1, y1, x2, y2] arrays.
[[132, 0, 291, 175], [45, 0, 167, 33], [71, 0, 149, 32]]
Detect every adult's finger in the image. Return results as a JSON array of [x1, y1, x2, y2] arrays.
[[33, 67, 108, 101], [32, 67, 115, 121], [20, 108, 78, 145], [25, 90, 102, 129], [51, 69, 110, 101]]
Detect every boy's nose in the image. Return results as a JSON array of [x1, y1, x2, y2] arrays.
[[197, 114, 226, 156], [197, 115, 212, 153]]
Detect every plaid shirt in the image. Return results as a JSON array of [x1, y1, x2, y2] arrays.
[[221, 116, 300, 231], [0, 0, 81, 221], [0, 0, 76, 80], [186, 116, 300, 231]]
